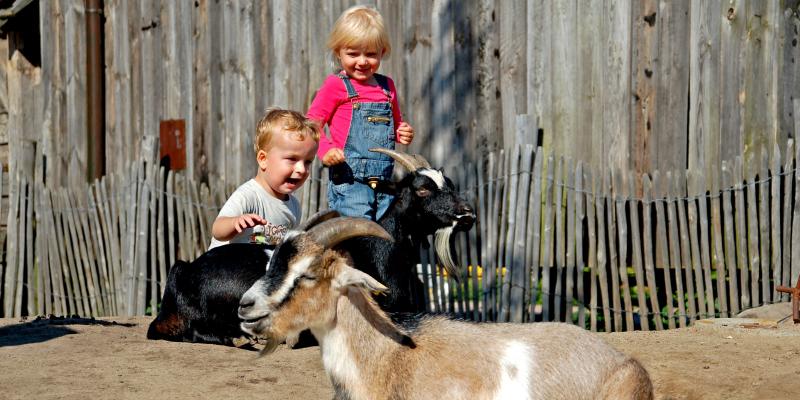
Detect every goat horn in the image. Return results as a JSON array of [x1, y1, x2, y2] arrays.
[[307, 217, 393, 249], [298, 209, 340, 231], [369, 148, 431, 171]]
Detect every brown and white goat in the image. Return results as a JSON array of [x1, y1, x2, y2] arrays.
[[238, 217, 654, 400]]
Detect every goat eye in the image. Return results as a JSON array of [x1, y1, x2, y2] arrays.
[[300, 274, 317, 282], [416, 188, 431, 197]]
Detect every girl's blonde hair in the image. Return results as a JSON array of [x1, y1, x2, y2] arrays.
[[254, 108, 320, 154], [327, 6, 391, 58]]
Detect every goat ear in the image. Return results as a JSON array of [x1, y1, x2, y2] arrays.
[[334, 265, 388, 293]]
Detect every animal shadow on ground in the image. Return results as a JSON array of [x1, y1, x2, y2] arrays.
[[0, 315, 136, 348]]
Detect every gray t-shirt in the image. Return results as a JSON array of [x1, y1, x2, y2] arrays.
[[208, 179, 302, 250]]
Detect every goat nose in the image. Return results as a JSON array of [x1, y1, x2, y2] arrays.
[[238, 298, 254, 315]]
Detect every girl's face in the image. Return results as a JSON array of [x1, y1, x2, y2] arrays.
[[337, 46, 383, 82]]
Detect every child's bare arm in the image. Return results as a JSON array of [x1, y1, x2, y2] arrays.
[[211, 214, 267, 242], [396, 121, 414, 145], [322, 148, 346, 166]]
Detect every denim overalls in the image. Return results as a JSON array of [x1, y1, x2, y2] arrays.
[[327, 73, 396, 221]]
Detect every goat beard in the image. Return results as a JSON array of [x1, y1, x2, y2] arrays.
[[257, 333, 283, 357], [434, 224, 461, 281]]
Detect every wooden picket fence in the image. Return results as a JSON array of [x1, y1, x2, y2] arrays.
[[2, 143, 798, 332]]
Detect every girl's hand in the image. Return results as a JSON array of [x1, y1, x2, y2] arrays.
[[396, 122, 414, 145], [234, 214, 267, 233], [322, 148, 346, 166]]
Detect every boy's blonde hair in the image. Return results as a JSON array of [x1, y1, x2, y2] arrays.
[[327, 6, 391, 57], [254, 108, 320, 154]]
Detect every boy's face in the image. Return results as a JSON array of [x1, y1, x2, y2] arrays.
[[257, 130, 318, 200], [337, 45, 383, 82]]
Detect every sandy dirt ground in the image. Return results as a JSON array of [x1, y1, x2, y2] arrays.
[[1, 304, 799, 400]]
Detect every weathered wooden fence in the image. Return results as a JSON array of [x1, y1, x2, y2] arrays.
[[2, 142, 799, 331]]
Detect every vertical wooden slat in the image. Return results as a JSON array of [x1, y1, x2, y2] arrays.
[[734, 157, 750, 310], [3, 174, 19, 316], [24, 179, 34, 316], [124, 163, 141, 316], [35, 183, 51, 315], [603, 0, 632, 173], [88, 182, 111, 316], [166, 170, 177, 273], [526, 149, 544, 322], [607, 170, 622, 332], [695, 171, 715, 316], [135, 164, 152, 315], [770, 143, 784, 303], [595, 168, 611, 332], [757, 147, 771, 307], [687, 172, 708, 318], [719, 0, 745, 164], [501, 146, 520, 322], [148, 164, 159, 314], [565, 157, 577, 325], [59, 189, 88, 316], [780, 140, 795, 302], [660, 171, 679, 329], [745, 159, 760, 309], [711, 165, 729, 318], [722, 161, 741, 314], [43, 189, 66, 316], [73, 188, 102, 316], [495, 151, 510, 319], [53, 190, 78, 315], [585, 168, 599, 331], [688, 0, 721, 187], [574, 162, 586, 327], [484, 151, 498, 319], [675, 172, 697, 322], [97, 177, 121, 315], [510, 145, 533, 322], [613, 170, 634, 330], [156, 167, 168, 299], [629, 174, 648, 330], [540, 154, 555, 322], [476, 155, 488, 321], [553, 157, 566, 322], [642, 174, 663, 330], [17, 179, 30, 317]]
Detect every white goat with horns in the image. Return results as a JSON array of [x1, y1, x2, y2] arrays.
[[238, 217, 654, 400]]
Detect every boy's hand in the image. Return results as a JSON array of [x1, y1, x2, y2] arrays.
[[322, 148, 345, 166], [234, 214, 267, 233], [396, 122, 414, 145]]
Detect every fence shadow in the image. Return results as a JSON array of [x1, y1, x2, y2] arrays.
[[0, 316, 136, 348]]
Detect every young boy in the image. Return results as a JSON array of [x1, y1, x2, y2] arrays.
[[208, 108, 319, 250]]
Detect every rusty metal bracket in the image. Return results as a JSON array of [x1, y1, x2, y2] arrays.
[[776, 275, 800, 324]]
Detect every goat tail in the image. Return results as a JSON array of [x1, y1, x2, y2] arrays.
[[597, 357, 654, 400]]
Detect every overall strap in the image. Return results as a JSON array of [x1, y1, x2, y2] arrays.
[[337, 73, 359, 99], [373, 74, 392, 100]]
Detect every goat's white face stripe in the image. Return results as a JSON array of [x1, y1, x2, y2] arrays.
[[495, 341, 531, 400], [419, 169, 445, 189], [270, 255, 314, 305]]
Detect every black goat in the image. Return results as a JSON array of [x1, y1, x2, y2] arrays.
[[346, 148, 475, 312], [145, 244, 271, 346], [147, 149, 475, 345]]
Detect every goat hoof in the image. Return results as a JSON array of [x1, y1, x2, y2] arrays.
[[232, 337, 251, 348]]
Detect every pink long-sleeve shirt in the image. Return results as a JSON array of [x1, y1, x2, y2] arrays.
[[307, 73, 404, 159]]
